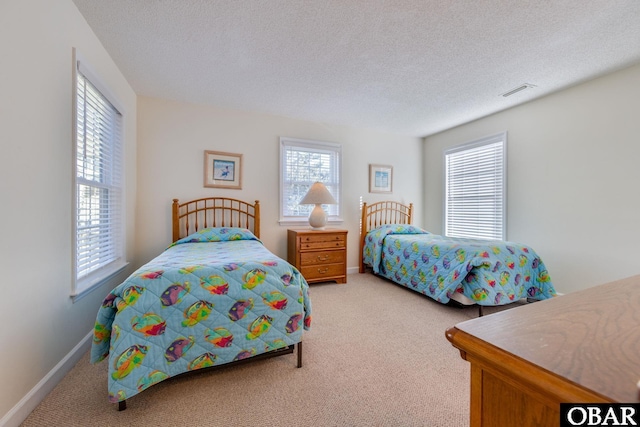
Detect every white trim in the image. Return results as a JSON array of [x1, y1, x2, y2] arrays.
[[0, 332, 92, 427]]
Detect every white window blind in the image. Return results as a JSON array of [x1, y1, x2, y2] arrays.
[[444, 133, 506, 240], [73, 59, 125, 297], [280, 137, 341, 223]]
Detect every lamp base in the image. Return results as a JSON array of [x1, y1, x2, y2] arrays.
[[308, 204, 328, 229]]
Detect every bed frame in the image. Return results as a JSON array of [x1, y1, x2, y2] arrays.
[[119, 197, 302, 411], [359, 201, 413, 273]]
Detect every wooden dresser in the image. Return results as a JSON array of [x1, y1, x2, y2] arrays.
[[287, 228, 347, 284], [446, 274, 640, 427]]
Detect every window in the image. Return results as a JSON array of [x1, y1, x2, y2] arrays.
[[73, 54, 126, 299], [444, 132, 506, 240], [279, 137, 342, 224]]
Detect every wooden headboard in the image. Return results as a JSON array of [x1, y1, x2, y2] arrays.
[[359, 201, 413, 273], [172, 197, 260, 242]]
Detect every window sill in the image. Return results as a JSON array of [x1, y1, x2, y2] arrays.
[[71, 261, 129, 303]]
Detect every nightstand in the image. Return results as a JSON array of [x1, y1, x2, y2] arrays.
[[287, 228, 348, 284]]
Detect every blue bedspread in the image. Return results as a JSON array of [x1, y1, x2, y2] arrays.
[[363, 224, 556, 306], [91, 228, 311, 403]]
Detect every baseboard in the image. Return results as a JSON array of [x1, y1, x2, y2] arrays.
[[0, 331, 92, 427], [346, 266, 359, 275]]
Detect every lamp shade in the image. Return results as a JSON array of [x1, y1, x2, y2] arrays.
[[299, 182, 337, 229]]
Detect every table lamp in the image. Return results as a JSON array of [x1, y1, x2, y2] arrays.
[[299, 181, 337, 229]]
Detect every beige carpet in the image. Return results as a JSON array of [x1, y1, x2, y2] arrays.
[[21, 273, 514, 427]]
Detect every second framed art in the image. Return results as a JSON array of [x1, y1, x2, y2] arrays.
[[204, 150, 242, 189], [369, 164, 393, 193]]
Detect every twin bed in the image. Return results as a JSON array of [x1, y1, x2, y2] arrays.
[[91, 197, 311, 409], [359, 201, 556, 314]]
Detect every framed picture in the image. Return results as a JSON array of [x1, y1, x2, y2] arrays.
[[204, 150, 242, 189], [369, 164, 393, 193]]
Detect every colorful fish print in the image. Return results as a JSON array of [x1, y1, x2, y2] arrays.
[[484, 276, 497, 287], [265, 339, 288, 352], [455, 248, 466, 263], [421, 253, 430, 264], [532, 257, 540, 269], [262, 291, 288, 310], [204, 327, 234, 348], [101, 293, 117, 308], [506, 246, 516, 254], [242, 268, 267, 289], [234, 349, 257, 361], [507, 291, 516, 300], [432, 265, 438, 275], [527, 286, 541, 298], [137, 370, 168, 392], [224, 263, 240, 271], [139, 270, 163, 280], [285, 313, 303, 334], [281, 274, 293, 286], [112, 345, 147, 380], [93, 323, 110, 345], [431, 245, 440, 258], [514, 273, 522, 285], [188, 353, 217, 370], [182, 300, 214, 327], [108, 390, 127, 403], [412, 242, 420, 253], [478, 251, 490, 258], [410, 277, 419, 288], [506, 258, 515, 269], [229, 233, 243, 240], [403, 248, 412, 259], [500, 271, 510, 286], [165, 336, 195, 363], [492, 261, 502, 273], [538, 270, 551, 283], [200, 275, 229, 295], [442, 256, 451, 269], [519, 255, 528, 267], [179, 265, 202, 274], [132, 313, 166, 336], [247, 314, 274, 340], [262, 261, 278, 267], [494, 292, 504, 305], [452, 270, 460, 281], [228, 299, 254, 321], [471, 288, 488, 301], [304, 315, 311, 329], [437, 275, 445, 289], [394, 240, 402, 250], [121, 285, 144, 305], [160, 282, 190, 307]]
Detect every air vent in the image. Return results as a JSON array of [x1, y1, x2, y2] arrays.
[[501, 83, 536, 97]]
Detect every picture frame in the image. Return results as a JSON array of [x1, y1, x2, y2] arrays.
[[369, 164, 393, 193], [204, 150, 242, 189]]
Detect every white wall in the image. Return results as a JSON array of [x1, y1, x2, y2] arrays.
[[0, 0, 137, 424], [424, 63, 640, 295], [136, 96, 423, 270]]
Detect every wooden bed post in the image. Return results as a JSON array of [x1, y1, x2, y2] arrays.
[[359, 202, 368, 273], [408, 203, 414, 224], [172, 199, 180, 242], [254, 200, 260, 239]]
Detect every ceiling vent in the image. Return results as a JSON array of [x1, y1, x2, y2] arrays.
[[501, 83, 536, 97]]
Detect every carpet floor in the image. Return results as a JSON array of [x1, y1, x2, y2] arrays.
[[21, 272, 517, 427]]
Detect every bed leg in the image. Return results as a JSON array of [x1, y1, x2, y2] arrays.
[[118, 400, 127, 411], [297, 341, 302, 368], [478, 305, 484, 317]]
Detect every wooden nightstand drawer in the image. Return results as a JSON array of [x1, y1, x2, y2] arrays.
[[300, 263, 346, 280], [300, 251, 345, 266], [299, 239, 345, 250]]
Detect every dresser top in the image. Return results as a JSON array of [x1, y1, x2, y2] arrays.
[[451, 274, 640, 402]]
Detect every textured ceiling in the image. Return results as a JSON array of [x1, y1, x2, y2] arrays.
[[72, 0, 640, 137]]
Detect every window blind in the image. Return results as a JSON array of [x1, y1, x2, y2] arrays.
[[280, 138, 341, 221], [75, 65, 124, 293], [445, 133, 506, 240]]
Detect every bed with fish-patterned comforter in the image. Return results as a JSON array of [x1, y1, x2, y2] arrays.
[[362, 224, 556, 306], [91, 227, 311, 405]]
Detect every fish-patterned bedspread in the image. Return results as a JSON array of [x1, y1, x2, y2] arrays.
[[362, 224, 556, 306], [91, 227, 311, 403]]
